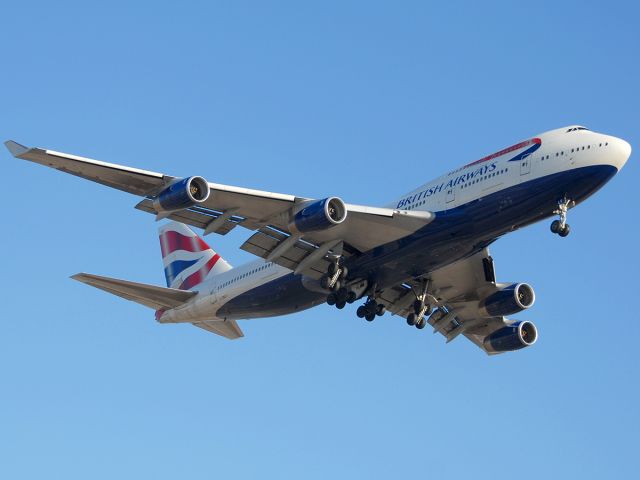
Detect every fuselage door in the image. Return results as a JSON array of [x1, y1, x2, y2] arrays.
[[520, 153, 532, 175], [446, 185, 455, 203], [210, 283, 218, 304]]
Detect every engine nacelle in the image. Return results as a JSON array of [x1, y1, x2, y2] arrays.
[[290, 197, 347, 234], [153, 176, 210, 213], [481, 283, 535, 317], [483, 320, 538, 354]]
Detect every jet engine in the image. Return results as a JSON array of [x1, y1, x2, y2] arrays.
[[483, 320, 538, 354], [481, 283, 535, 317], [290, 197, 347, 233], [153, 176, 210, 213]]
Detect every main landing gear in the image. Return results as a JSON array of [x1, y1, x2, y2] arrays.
[[356, 297, 385, 322], [324, 257, 357, 310], [406, 279, 433, 330], [550, 197, 574, 238]]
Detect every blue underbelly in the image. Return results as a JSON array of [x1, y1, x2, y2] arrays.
[[216, 164, 616, 319], [216, 273, 326, 320], [348, 164, 617, 285]]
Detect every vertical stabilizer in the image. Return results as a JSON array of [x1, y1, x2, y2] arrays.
[[159, 222, 232, 290]]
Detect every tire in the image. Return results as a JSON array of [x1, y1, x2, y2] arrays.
[[332, 280, 341, 291], [365, 313, 375, 322], [376, 304, 386, 316], [413, 300, 423, 315], [328, 263, 337, 276], [347, 291, 357, 304], [356, 306, 366, 318], [550, 220, 561, 234], [336, 301, 346, 309], [425, 304, 433, 316], [559, 224, 571, 237], [320, 276, 331, 289], [416, 318, 426, 329], [340, 266, 349, 279], [327, 294, 337, 306], [337, 287, 348, 302], [407, 313, 416, 326]]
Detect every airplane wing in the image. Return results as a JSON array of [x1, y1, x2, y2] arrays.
[[377, 249, 533, 354], [6, 141, 434, 275]]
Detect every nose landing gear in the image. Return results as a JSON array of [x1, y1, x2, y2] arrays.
[[550, 198, 573, 237]]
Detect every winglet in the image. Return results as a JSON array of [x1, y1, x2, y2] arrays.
[[4, 140, 30, 158]]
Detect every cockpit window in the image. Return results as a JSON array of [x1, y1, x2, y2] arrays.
[[566, 126, 590, 132]]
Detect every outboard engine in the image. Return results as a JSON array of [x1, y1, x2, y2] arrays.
[[153, 176, 210, 213], [483, 320, 538, 354], [481, 283, 535, 317]]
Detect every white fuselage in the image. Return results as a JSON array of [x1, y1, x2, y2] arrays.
[[160, 126, 631, 325]]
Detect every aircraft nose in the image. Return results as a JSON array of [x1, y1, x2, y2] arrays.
[[610, 137, 631, 170]]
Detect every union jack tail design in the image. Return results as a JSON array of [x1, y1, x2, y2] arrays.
[[159, 222, 232, 290]]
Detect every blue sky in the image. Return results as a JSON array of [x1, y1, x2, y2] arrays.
[[1, 1, 638, 478]]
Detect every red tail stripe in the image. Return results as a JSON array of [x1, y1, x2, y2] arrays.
[[179, 254, 221, 290], [160, 230, 211, 257]]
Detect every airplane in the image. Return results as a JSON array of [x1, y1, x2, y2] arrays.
[[4, 125, 631, 354]]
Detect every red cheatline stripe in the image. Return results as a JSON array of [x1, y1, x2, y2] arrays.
[[160, 230, 211, 257], [464, 138, 542, 168], [179, 254, 221, 290]]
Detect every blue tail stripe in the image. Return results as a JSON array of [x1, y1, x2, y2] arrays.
[[164, 259, 199, 287]]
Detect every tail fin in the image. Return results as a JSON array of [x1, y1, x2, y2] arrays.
[[159, 222, 232, 290]]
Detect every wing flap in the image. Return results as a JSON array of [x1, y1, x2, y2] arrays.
[[71, 273, 196, 310], [240, 227, 332, 278], [135, 198, 240, 235]]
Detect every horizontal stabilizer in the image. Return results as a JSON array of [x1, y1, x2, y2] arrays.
[[71, 273, 196, 310], [193, 320, 244, 339]]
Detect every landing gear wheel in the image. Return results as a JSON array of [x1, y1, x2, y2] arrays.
[[559, 224, 571, 237], [416, 317, 426, 329], [356, 306, 366, 318], [376, 304, 386, 316], [320, 276, 331, 289], [336, 287, 349, 303], [424, 304, 433, 316], [407, 313, 417, 326], [336, 300, 346, 309], [340, 266, 349, 279], [413, 300, 423, 315], [327, 294, 337, 306], [365, 313, 375, 322], [327, 263, 338, 276], [331, 280, 341, 292], [347, 291, 357, 304], [550, 220, 561, 234]]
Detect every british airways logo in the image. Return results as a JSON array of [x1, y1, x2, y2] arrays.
[[396, 162, 498, 209]]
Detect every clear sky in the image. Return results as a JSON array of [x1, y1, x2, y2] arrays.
[[1, 1, 638, 478]]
